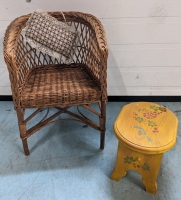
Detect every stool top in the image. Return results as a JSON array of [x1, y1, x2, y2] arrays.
[[114, 102, 178, 154]]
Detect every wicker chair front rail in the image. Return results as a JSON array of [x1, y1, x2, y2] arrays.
[[21, 105, 101, 141]]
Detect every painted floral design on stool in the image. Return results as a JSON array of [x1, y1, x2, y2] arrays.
[[132, 105, 167, 142], [124, 156, 150, 171]]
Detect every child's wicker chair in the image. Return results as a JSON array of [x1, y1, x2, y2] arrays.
[[3, 12, 108, 155]]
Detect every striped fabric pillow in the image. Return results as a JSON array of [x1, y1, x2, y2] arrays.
[[21, 11, 79, 63]]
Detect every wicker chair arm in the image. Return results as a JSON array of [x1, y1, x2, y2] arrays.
[[69, 12, 108, 101], [85, 14, 108, 59], [84, 13, 108, 101], [3, 16, 29, 109]]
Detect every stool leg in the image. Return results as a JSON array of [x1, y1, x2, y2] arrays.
[[142, 154, 163, 194], [111, 142, 127, 181]]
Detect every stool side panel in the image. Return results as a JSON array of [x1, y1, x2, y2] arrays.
[[111, 141, 163, 194]]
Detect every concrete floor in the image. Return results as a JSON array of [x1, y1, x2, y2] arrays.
[[0, 101, 181, 200]]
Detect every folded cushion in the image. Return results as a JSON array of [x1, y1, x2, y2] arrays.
[[21, 11, 79, 63]]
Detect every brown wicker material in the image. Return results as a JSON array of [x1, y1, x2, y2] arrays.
[[3, 11, 108, 156]]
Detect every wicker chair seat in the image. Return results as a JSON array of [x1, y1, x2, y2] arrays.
[[20, 64, 101, 108]]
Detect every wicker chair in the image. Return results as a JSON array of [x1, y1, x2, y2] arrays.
[[3, 12, 108, 156]]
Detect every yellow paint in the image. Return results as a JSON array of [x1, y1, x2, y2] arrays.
[[111, 102, 178, 194]]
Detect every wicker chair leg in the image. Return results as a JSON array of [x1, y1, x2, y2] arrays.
[[17, 109, 30, 156], [100, 101, 106, 149], [22, 139, 30, 156], [100, 131, 105, 149]]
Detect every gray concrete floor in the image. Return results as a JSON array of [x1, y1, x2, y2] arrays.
[[0, 101, 181, 200]]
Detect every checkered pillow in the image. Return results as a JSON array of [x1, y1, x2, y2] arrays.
[[21, 11, 79, 63]]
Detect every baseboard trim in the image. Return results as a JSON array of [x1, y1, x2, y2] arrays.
[[0, 96, 13, 101], [108, 96, 181, 102], [0, 95, 181, 102]]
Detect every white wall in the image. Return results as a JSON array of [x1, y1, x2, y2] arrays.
[[1, 0, 181, 96]]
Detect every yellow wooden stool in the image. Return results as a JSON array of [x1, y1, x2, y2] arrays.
[[111, 102, 178, 194]]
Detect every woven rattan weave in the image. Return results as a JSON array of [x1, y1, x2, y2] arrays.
[[3, 12, 108, 155]]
